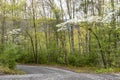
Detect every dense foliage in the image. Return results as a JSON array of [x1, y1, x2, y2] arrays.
[[0, 0, 120, 69]]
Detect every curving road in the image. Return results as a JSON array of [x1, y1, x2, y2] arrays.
[[0, 65, 120, 80]]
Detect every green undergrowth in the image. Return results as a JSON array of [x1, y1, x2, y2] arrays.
[[68, 66, 120, 73], [96, 68, 120, 73], [64, 66, 120, 74], [0, 66, 25, 75]]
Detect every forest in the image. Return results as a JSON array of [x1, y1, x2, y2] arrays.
[[0, 0, 120, 73]]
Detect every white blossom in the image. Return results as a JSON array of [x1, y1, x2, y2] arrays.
[[56, 16, 103, 32], [86, 16, 102, 23], [8, 29, 21, 35], [56, 2, 120, 32]]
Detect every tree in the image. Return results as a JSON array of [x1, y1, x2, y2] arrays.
[[0, 0, 6, 53]]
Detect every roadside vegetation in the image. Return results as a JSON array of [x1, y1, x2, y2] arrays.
[[0, 0, 120, 74], [0, 66, 25, 75]]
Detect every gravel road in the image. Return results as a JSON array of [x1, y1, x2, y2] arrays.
[[0, 65, 120, 80]]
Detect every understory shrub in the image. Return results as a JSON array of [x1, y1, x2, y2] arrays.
[[0, 44, 18, 69], [38, 49, 48, 64], [68, 52, 98, 67], [18, 52, 35, 63]]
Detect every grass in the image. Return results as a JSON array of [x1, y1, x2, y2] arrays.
[[59, 66, 120, 74], [66, 66, 120, 74], [96, 68, 120, 74], [0, 66, 25, 75]]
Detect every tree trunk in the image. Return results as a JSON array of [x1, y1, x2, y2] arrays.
[[31, 0, 38, 64], [1, 0, 6, 53], [89, 28, 107, 68]]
